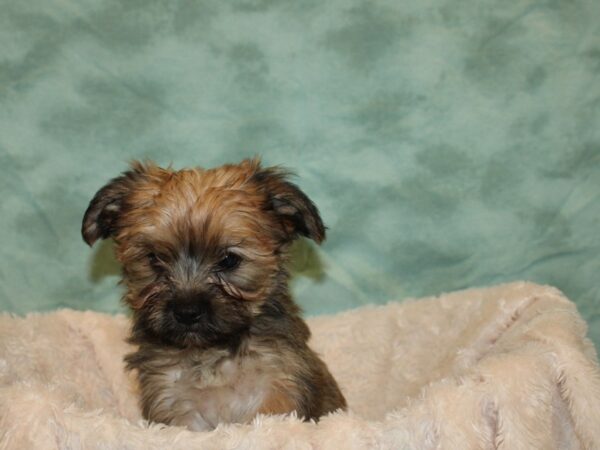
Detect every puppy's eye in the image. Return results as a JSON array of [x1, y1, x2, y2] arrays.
[[216, 252, 241, 271], [147, 253, 162, 270]]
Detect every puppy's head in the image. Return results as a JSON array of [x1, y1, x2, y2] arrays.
[[82, 159, 325, 348]]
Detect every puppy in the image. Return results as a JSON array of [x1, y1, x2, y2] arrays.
[[81, 158, 346, 431]]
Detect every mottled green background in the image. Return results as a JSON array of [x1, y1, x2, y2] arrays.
[[1, 1, 599, 348]]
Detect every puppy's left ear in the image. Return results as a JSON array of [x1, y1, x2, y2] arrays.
[[253, 166, 326, 244]]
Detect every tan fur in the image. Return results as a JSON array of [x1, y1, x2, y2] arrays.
[[81, 159, 346, 430], [259, 381, 300, 415]]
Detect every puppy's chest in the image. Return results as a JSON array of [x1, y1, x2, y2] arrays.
[[154, 350, 283, 429]]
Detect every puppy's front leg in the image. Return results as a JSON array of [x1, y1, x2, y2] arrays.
[[169, 410, 213, 432]]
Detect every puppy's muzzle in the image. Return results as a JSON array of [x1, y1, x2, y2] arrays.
[[169, 294, 212, 326]]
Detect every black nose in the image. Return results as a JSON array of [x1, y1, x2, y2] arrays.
[[170, 301, 210, 326]]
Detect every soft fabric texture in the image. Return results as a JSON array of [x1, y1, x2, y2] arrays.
[[2, 0, 600, 349], [1, 281, 599, 449]]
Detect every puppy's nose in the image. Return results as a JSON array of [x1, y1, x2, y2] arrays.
[[170, 301, 210, 326]]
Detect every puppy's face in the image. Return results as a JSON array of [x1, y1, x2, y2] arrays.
[[82, 159, 324, 348]]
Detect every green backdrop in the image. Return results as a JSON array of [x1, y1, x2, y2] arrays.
[[1, 0, 599, 349]]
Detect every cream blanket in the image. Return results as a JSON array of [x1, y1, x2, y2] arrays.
[[1, 282, 599, 449]]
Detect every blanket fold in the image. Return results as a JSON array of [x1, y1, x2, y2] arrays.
[[1, 282, 599, 449]]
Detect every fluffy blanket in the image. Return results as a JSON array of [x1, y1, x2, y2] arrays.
[[1, 282, 599, 449]]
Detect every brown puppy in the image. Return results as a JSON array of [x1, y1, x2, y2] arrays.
[[82, 159, 346, 431]]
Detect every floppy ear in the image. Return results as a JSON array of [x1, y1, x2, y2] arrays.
[[81, 163, 148, 246], [253, 165, 326, 244]]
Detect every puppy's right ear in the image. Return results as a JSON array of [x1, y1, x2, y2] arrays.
[[81, 162, 148, 246]]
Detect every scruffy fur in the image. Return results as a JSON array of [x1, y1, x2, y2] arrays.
[[81, 159, 346, 431]]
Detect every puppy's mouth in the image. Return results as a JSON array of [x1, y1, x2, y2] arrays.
[[131, 292, 251, 349]]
